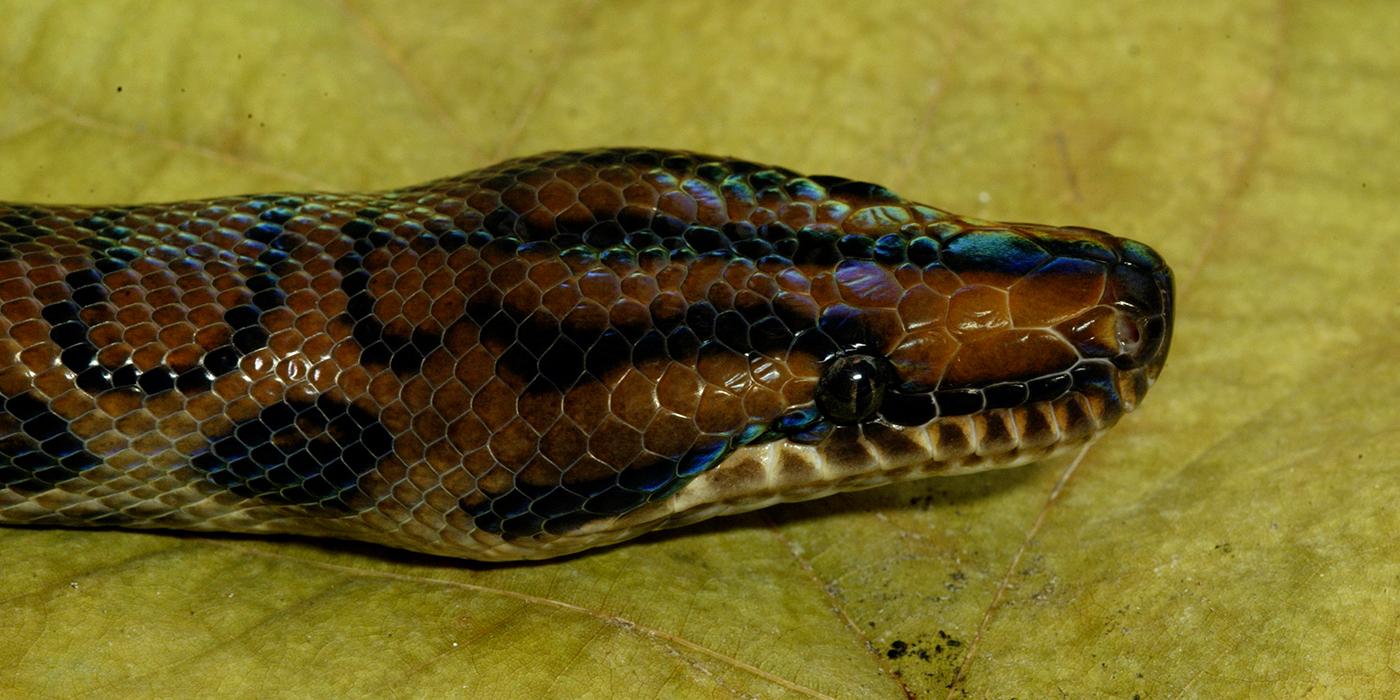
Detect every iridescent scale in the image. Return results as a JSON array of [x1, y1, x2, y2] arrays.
[[0, 148, 1173, 560]]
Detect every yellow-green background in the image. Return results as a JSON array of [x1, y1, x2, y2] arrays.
[[1, 2, 1395, 698]]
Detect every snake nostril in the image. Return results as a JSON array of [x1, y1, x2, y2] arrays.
[[1112, 312, 1167, 370]]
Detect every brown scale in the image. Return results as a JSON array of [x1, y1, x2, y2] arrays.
[[0, 148, 1173, 560]]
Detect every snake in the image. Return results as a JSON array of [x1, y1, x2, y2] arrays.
[[0, 148, 1173, 561]]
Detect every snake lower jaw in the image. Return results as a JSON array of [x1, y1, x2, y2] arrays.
[[473, 364, 1154, 561]]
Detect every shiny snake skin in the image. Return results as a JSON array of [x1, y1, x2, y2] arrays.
[[0, 149, 1173, 560]]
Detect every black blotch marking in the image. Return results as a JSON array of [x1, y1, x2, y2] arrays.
[[695, 163, 728, 183], [665, 325, 701, 362], [793, 226, 841, 266], [907, 236, 940, 267], [342, 218, 805, 389], [579, 150, 626, 167], [483, 207, 520, 237], [259, 206, 296, 225], [495, 293, 792, 392], [1037, 235, 1118, 266], [837, 234, 876, 260], [0, 209, 48, 260], [723, 220, 756, 242], [660, 154, 696, 173], [0, 394, 102, 494], [684, 301, 716, 339], [191, 396, 392, 509], [583, 221, 626, 248], [747, 316, 791, 351], [647, 213, 686, 241], [772, 294, 817, 333], [341, 219, 374, 238], [464, 439, 731, 538], [42, 214, 286, 395], [817, 305, 871, 350], [732, 238, 773, 259], [337, 180, 872, 390], [873, 234, 906, 263], [42, 278, 125, 394], [791, 327, 840, 365], [825, 179, 902, 204], [0, 205, 50, 233], [683, 225, 728, 253], [336, 223, 448, 374]]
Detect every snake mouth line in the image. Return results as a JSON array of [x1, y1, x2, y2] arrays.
[[660, 365, 1141, 523], [453, 360, 1152, 561]]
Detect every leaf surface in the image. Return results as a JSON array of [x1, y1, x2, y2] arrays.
[[1, 2, 1396, 697]]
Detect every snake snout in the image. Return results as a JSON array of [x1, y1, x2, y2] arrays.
[[1108, 239, 1174, 378]]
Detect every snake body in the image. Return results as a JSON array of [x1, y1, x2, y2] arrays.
[[0, 149, 1173, 560]]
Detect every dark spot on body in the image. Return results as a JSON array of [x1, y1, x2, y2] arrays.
[[191, 397, 392, 510], [463, 439, 730, 538], [0, 395, 102, 494]]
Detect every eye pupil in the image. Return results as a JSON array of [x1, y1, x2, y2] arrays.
[[816, 354, 891, 425]]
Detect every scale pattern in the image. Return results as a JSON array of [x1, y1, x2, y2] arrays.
[[0, 148, 1173, 560]]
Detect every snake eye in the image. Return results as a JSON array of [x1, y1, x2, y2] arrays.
[[816, 354, 892, 425]]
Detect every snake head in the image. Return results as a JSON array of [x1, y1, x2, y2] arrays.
[[792, 227, 1173, 423], [587, 220, 1176, 556]]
